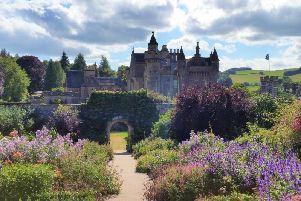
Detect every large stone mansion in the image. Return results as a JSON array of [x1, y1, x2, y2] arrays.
[[39, 32, 219, 104], [126, 32, 220, 97]]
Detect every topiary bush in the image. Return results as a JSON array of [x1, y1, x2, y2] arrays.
[[171, 84, 254, 141], [0, 164, 54, 200]]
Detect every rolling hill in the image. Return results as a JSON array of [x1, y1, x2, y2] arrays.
[[228, 68, 301, 84]]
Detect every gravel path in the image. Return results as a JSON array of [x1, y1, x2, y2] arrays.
[[107, 150, 149, 201]]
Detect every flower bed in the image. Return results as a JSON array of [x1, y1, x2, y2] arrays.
[[144, 133, 301, 201], [0, 127, 121, 200]]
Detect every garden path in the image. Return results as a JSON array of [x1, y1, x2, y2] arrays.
[[107, 150, 149, 201]]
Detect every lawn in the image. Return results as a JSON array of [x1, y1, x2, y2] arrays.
[[110, 131, 128, 150], [230, 68, 301, 84]]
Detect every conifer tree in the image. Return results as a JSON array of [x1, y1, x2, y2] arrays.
[[44, 60, 66, 90], [60, 51, 70, 72], [71, 53, 86, 70], [99, 55, 116, 77]]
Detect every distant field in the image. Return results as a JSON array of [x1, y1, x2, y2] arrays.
[[110, 131, 128, 150], [230, 68, 301, 84]]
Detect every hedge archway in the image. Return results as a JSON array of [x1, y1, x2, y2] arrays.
[[79, 90, 159, 150]]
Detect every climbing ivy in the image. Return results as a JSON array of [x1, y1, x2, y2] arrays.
[[79, 90, 159, 148]]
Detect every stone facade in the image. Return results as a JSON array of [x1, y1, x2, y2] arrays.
[[260, 76, 279, 97], [66, 67, 126, 99], [127, 32, 219, 97]]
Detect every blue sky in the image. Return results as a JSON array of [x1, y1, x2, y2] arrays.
[[0, 0, 300, 71]]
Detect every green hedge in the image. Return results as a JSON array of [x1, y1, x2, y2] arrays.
[[79, 90, 159, 148]]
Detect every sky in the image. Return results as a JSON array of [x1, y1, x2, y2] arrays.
[[0, 0, 300, 71]]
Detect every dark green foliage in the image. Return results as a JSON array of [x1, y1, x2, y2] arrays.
[[79, 90, 159, 147], [60, 51, 70, 72], [0, 164, 55, 200], [284, 67, 301, 76], [99, 55, 116, 77], [0, 56, 30, 101], [117, 65, 128, 83], [251, 93, 280, 129], [171, 84, 254, 141], [72, 53, 87, 70], [44, 60, 66, 90], [0, 105, 33, 135], [0, 63, 4, 96], [217, 72, 233, 87], [151, 110, 172, 138], [16, 55, 46, 92]]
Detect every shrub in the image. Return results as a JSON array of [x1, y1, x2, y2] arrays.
[[251, 93, 293, 129], [145, 164, 205, 201], [147, 90, 172, 103], [151, 110, 172, 138], [36, 190, 97, 200], [55, 141, 121, 197], [0, 105, 33, 135], [171, 84, 254, 141], [133, 137, 176, 159], [197, 192, 258, 201], [136, 149, 179, 173], [271, 100, 301, 154], [251, 93, 279, 129], [0, 164, 54, 200], [47, 105, 80, 135]]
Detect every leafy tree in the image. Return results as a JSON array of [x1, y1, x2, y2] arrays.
[[117, 65, 128, 84], [71, 53, 86, 70], [44, 60, 66, 90], [99, 55, 116, 77], [60, 51, 70, 72], [217, 72, 233, 87], [0, 64, 4, 96], [170, 84, 254, 141], [16, 56, 46, 92], [0, 57, 30, 101]]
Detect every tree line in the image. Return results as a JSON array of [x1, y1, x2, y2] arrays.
[[0, 49, 128, 102]]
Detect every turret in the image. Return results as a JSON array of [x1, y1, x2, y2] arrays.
[[177, 46, 185, 61], [148, 31, 158, 52], [194, 42, 200, 57], [211, 47, 219, 61]]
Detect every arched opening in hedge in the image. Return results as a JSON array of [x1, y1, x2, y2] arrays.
[[79, 90, 159, 151], [106, 116, 133, 150]]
